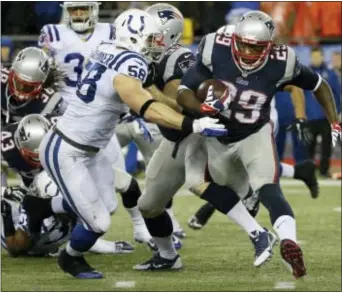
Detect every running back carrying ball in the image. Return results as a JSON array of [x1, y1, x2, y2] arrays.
[[196, 79, 228, 102]]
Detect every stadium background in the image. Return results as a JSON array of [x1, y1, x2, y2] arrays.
[[1, 1, 341, 175]]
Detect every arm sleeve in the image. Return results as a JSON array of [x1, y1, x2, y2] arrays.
[[279, 46, 320, 91], [163, 50, 196, 84]]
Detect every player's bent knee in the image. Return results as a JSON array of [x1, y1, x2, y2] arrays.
[[190, 182, 210, 197], [137, 196, 164, 218], [250, 176, 276, 192], [114, 167, 132, 193], [88, 212, 111, 234]]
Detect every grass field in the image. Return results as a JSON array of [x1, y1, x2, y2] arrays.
[[2, 180, 341, 292]]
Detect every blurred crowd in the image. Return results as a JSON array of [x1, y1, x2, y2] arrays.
[[2, 1, 341, 44]]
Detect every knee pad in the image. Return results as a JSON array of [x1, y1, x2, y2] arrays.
[[137, 195, 164, 218], [88, 211, 111, 234], [114, 167, 132, 193]]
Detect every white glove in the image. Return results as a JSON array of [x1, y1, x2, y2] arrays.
[[192, 117, 228, 137]]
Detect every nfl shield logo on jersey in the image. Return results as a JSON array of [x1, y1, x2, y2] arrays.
[[157, 9, 182, 24]]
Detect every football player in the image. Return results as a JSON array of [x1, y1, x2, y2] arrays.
[[188, 19, 318, 230], [39, 8, 227, 279], [177, 11, 341, 279], [2, 114, 133, 257], [38, 1, 157, 248], [132, 4, 277, 272], [1, 47, 63, 125]]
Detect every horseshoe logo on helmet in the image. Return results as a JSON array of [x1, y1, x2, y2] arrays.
[[127, 15, 145, 35]]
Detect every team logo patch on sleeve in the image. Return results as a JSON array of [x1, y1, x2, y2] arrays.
[[157, 10, 182, 24], [179, 59, 195, 73]]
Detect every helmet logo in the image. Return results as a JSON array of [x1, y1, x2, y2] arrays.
[[19, 126, 29, 141], [127, 15, 145, 34], [265, 20, 275, 35], [157, 9, 182, 24], [41, 60, 49, 74]]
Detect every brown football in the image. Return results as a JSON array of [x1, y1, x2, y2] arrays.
[[196, 79, 228, 102]]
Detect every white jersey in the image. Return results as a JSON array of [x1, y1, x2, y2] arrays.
[[1, 198, 72, 256], [38, 23, 114, 104], [56, 42, 148, 149]]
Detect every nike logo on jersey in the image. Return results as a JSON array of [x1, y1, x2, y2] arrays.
[[135, 60, 144, 66], [184, 54, 192, 59]]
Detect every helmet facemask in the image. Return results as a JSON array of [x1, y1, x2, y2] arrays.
[[232, 33, 272, 71], [8, 70, 44, 102], [63, 2, 99, 33], [19, 148, 41, 168]]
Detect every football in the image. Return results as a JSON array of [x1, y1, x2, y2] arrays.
[[196, 79, 228, 102]]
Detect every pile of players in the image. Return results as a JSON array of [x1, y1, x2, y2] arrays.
[[2, 1, 341, 281]]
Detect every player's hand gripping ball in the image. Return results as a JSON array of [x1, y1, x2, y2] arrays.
[[197, 79, 231, 115]]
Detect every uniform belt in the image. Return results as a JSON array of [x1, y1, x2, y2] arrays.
[[53, 127, 100, 153]]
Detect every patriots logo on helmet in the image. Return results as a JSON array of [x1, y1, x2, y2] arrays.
[[265, 20, 275, 35], [157, 9, 182, 24]]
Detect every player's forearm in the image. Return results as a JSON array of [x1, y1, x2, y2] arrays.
[[147, 85, 180, 112], [285, 85, 306, 119], [177, 88, 202, 113], [144, 102, 186, 130], [314, 79, 340, 123]]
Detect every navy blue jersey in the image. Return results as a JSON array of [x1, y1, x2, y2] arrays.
[[148, 44, 196, 141], [1, 66, 63, 125], [180, 32, 321, 143], [1, 116, 58, 187]]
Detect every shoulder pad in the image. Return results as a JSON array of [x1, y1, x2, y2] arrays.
[[197, 33, 216, 71]]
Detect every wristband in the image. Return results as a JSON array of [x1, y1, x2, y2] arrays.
[[139, 99, 156, 117], [181, 116, 194, 134]]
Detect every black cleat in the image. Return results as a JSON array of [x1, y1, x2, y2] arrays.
[[133, 253, 182, 271], [58, 249, 103, 279], [294, 160, 319, 199]]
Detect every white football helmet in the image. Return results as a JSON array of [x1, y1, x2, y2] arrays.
[[61, 1, 100, 33], [145, 3, 184, 62], [114, 9, 164, 62], [29, 171, 59, 199]]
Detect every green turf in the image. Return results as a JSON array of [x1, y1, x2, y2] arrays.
[[2, 185, 341, 291]]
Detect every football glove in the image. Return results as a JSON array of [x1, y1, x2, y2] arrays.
[[200, 85, 231, 115], [331, 122, 342, 147], [192, 117, 228, 137], [3, 186, 26, 203], [1, 199, 12, 218], [287, 118, 313, 145]]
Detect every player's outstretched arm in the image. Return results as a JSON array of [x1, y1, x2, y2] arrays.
[[114, 75, 227, 136], [284, 85, 306, 119], [146, 84, 181, 112]]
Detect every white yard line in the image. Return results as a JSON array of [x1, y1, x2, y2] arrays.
[[333, 207, 341, 212], [115, 281, 136, 288], [274, 281, 296, 290]]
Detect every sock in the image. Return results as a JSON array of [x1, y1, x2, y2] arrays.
[[165, 199, 173, 209], [195, 203, 216, 225], [120, 178, 141, 208], [68, 223, 103, 255], [280, 163, 295, 178], [273, 215, 297, 242], [66, 242, 83, 257], [89, 238, 116, 254], [126, 206, 145, 226], [144, 211, 173, 237], [227, 201, 264, 234], [154, 236, 177, 260], [200, 183, 240, 214], [258, 183, 294, 224], [165, 207, 181, 231]]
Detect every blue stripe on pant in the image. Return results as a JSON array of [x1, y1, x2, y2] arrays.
[[44, 132, 92, 230]]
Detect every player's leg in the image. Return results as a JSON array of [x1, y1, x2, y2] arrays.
[[239, 123, 306, 278], [104, 133, 153, 247], [319, 119, 332, 177], [115, 123, 133, 148], [290, 131, 319, 198], [40, 131, 110, 279], [199, 137, 276, 267], [134, 139, 185, 270]]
